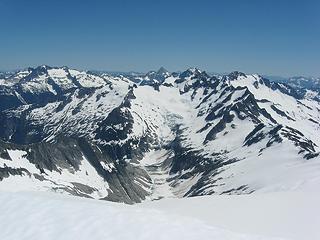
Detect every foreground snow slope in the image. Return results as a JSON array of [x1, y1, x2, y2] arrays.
[[1, 191, 319, 240], [141, 191, 320, 240], [0, 192, 285, 240]]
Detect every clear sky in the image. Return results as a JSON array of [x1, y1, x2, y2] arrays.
[[0, 0, 319, 76]]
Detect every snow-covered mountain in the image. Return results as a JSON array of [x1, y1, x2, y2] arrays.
[[272, 76, 320, 101], [286, 76, 320, 91], [0, 65, 320, 203]]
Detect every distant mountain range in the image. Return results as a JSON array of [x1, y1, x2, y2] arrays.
[[0, 65, 319, 203]]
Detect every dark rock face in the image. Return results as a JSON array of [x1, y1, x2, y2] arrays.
[[244, 123, 265, 146], [225, 71, 247, 81], [270, 105, 295, 121], [205, 112, 234, 143], [0, 137, 151, 203], [0, 108, 46, 144], [77, 139, 151, 204], [0, 166, 30, 181], [0, 87, 23, 111]]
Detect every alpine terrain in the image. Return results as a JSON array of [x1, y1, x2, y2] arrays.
[[0, 65, 320, 204]]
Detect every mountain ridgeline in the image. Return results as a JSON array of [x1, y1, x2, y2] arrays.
[[0, 66, 319, 203]]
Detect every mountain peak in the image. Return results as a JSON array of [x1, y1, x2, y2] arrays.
[[187, 67, 201, 73], [179, 67, 202, 79], [36, 65, 52, 71], [156, 67, 169, 75], [227, 71, 247, 80]]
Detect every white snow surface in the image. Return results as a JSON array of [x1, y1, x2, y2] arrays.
[[141, 191, 320, 240], [0, 191, 289, 240]]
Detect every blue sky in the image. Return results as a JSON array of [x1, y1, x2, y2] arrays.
[[0, 0, 319, 76]]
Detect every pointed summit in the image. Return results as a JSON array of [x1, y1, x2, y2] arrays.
[[156, 67, 169, 75], [180, 67, 202, 79], [227, 71, 247, 81]]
